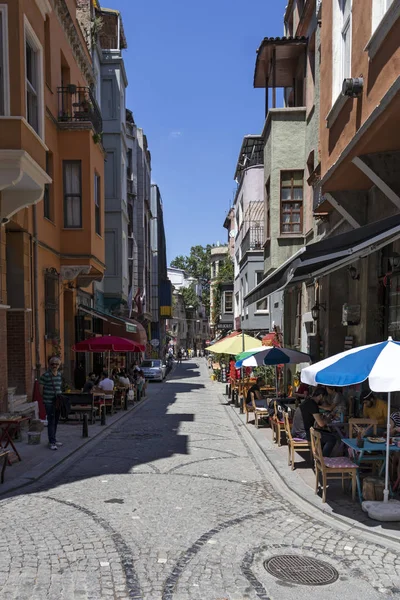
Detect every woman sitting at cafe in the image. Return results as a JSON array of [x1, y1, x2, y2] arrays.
[[325, 386, 348, 421], [292, 387, 337, 457]]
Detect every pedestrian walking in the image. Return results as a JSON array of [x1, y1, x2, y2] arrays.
[[177, 349, 182, 364], [39, 356, 63, 451]]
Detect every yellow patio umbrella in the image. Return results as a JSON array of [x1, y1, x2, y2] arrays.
[[205, 334, 262, 355]]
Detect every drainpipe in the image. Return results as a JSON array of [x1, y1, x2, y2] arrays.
[[33, 204, 41, 379]]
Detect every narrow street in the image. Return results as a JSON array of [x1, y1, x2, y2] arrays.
[[1, 361, 400, 600]]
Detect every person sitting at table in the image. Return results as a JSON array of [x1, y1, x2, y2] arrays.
[[390, 409, 400, 435], [295, 380, 310, 401], [94, 371, 114, 399], [325, 386, 347, 421], [361, 389, 387, 428], [292, 387, 337, 457], [83, 372, 97, 394], [246, 377, 265, 407], [118, 369, 131, 389]]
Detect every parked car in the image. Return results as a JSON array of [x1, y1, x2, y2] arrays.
[[140, 359, 167, 382]]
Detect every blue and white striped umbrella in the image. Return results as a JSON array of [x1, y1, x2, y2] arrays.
[[301, 337, 400, 503], [301, 337, 400, 391]]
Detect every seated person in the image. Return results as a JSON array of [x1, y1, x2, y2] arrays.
[[291, 387, 337, 457], [83, 372, 97, 394], [118, 369, 131, 388], [361, 389, 388, 428], [94, 371, 114, 399], [390, 409, 400, 435], [295, 381, 310, 401], [246, 377, 266, 407], [325, 386, 347, 421]]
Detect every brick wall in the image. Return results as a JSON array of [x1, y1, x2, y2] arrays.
[[7, 311, 32, 397], [0, 309, 7, 412]]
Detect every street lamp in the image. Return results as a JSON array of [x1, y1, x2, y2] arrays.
[[311, 301, 326, 321]]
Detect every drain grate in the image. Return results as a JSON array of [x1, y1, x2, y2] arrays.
[[264, 555, 339, 586], [104, 498, 124, 504]]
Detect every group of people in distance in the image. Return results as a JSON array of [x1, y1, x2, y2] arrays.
[[246, 375, 400, 459]]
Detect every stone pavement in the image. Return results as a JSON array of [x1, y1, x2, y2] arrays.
[[0, 360, 400, 599]]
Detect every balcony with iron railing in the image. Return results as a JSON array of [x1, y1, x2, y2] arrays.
[[57, 86, 102, 135], [241, 224, 264, 255]]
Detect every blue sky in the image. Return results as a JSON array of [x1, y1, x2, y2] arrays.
[[102, 0, 287, 263]]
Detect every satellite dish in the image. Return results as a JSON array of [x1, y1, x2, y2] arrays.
[[150, 339, 160, 347], [229, 230, 236, 238]]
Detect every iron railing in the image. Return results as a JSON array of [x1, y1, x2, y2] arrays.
[[241, 224, 264, 255], [57, 86, 102, 135]]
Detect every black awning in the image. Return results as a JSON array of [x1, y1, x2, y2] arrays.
[[244, 214, 400, 306]]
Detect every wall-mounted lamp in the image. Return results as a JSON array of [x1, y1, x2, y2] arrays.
[[311, 302, 326, 321], [348, 265, 360, 281]]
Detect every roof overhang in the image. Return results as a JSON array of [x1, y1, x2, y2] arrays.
[[245, 214, 400, 306], [254, 37, 307, 88]]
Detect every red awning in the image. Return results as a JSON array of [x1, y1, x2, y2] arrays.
[[73, 335, 145, 352]]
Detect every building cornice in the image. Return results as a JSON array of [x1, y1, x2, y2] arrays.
[[53, 0, 94, 87]]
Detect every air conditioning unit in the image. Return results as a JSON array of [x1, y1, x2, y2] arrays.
[[342, 77, 364, 98]]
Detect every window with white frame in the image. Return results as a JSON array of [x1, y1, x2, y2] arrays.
[[0, 5, 10, 116], [94, 172, 101, 235], [25, 18, 43, 136], [224, 291, 233, 313], [341, 0, 352, 82], [244, 274, 248, 316], [332, 0, 352, 102], [63, 161, 82, 228], [255, 271, 269, 313], [372, 0, 394, 32]]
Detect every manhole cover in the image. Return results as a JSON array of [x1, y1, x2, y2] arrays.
[[264, 555, 339, 586]]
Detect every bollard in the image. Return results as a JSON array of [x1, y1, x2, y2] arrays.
[[123, 393, 128, 410], [234, 392, 240, 409], [137, 389, 141, 402], [228, 384, 231, 399], [225, 384, 229, 396], [239, 396, 244, 414], [82, 412, 89, 438], [100, 404, 106, 426]]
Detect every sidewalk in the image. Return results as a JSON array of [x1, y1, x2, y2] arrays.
[[214, 380, 400, 544], [0, 398, 148, 497]]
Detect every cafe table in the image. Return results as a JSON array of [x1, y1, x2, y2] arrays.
[[342, 437, 400, 500]]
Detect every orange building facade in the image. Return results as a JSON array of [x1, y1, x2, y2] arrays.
[[0, 0, 105, 409]]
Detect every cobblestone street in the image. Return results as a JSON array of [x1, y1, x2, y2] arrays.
[[1, 360, 400, 600]]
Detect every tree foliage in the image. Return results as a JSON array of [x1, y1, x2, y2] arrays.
[[170, 245, 212, 281], [181, 285, 199, 310], [171, 245, 213, 316]]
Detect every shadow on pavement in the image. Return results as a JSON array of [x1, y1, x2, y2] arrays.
[[0, 367, 208, 501]]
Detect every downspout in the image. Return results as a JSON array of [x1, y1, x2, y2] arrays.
[[33, 204, 41, 379]]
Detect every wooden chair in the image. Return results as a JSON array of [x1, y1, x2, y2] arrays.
[[348, 418, 378, 438], [250, 393, 269, 428], [271, 400, 287, 446], [310, 427, 360, 503], [283, 413, 311, 470], [0, 450, 9, 484]]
